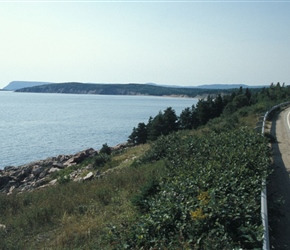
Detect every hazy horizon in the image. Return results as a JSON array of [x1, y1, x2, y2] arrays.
[[1, 1, 289, 89]]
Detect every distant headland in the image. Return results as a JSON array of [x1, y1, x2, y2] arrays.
[[2, 81, 266, 97]]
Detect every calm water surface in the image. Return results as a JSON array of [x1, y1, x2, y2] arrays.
[[0, 91, 198, 168]]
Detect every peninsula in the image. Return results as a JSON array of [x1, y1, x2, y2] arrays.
[[13, 82, 252, 97]]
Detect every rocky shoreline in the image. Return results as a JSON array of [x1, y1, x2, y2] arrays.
[[0, 143, 128, 195]]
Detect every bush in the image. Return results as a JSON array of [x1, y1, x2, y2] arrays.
[[100, 143, 112, 155], [131, 178, 160, 213], [94, 153, 111, 168], [138, 133, 182, 164]]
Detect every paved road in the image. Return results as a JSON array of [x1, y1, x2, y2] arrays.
[[268, 107, 290, 249]]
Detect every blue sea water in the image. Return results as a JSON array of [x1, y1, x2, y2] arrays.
[[0, 91, 198, 169]]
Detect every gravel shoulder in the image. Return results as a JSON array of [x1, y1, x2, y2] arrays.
[[267, 107, 290, 249]]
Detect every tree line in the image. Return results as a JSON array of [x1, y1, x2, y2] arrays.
[[128, 83, 289, 144]]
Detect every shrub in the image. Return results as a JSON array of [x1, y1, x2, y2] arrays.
[[131, 178, 160, 213], [100, 143, 112, 155], [94, 153, 111, 168]]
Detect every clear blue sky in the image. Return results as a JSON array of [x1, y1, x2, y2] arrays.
[[1, 1, 289, 88]]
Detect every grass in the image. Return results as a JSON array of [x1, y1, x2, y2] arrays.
[[0, 144, 166, 249]]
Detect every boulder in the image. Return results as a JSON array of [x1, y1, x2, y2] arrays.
[[52, 162, 64, 169], [48, 167, 60, 174], [74, 152, 86, 163], [33, 178, 49, 188], [83, 172, 94, 181], [0, 175, 10, 188], [4, 166, 17, 171], [7, 180, 19, 188], [23, 174, 36, 183], [49, 179, 57, 185], [8, 185, 16, 195], [63, 158, 76, 167], [111, 142, 128, 151], [32, 165, 44, 177], [39, 168, 50, 179]]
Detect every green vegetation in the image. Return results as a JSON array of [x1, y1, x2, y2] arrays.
[[129, 83, 290, 145], [113, 129, 271, 249], [16, 82, 240, 97], [0, 82, 289, 249]]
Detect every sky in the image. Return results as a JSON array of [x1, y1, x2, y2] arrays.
[[0, 1, 290, 89]]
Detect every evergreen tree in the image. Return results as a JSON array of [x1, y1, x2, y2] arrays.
[[179, 107, 193, 130], [128, 122, 148, 144], [162, 107, 178, 134], [196, 98, 211, 125], [213, 94, 224, 117], [147, 112, 164, 141]]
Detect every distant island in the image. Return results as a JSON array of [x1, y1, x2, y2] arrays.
[[7, 81, 266, 97]]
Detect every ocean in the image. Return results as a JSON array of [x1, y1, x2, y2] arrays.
[[0, 91, 198, 169]]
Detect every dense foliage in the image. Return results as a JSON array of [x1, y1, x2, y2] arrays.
[[112, 129, 271, 249], [129, 83, 290, 144]]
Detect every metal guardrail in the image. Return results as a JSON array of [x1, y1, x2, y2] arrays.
[[260, 101, 290, 250]]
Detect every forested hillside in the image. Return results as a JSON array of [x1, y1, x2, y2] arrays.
[[0, 82, 288, 249], [129, 83, 288, 144], [16, 82, 240, 97]]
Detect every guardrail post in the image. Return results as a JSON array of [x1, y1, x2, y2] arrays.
[[261, 110, 270, 250]]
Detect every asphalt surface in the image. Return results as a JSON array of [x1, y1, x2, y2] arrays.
[[267, 107, 290, 249]]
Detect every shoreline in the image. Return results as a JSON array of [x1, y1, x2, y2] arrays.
[[5, 90, 200, 99], [0, 142, 130, 194], [0, 141, 129, 171]]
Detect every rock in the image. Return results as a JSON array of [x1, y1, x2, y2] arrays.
[[32, 165, 44, 177], [4, 166, 17, 171], [83, 172, 94, 181], [48, 167, 60, 174], [56, 154, 71, 162], [8, 185, 16, 195], [0, 176, 10, 188], [84, 148, 97, 156], [23, 174, 35, 183], [0, 147, 102, 194], [52, 162, 64, 169], [49, 179, 57, 185], [39, 168, 50, 179], [63, 158, 76, 167], [20, 185, 33, 192], [64, 148, 97, 166], [7, 180, 19, 188], [111, 142, 128, 151], [33, 178, 49, 188]]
